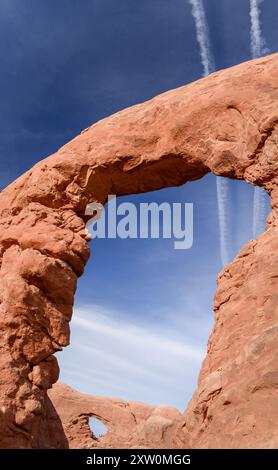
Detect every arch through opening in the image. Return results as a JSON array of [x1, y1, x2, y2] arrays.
[[89, 417, 108, 438], [59, 174, 271, 410]]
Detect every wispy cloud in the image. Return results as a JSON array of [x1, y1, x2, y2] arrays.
[[58, 304, 207, 411]]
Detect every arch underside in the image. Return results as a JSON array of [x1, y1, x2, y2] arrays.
[[0, 54, 277, 448]]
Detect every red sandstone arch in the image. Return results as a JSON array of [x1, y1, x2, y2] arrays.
[[0, 54, 277, 448]]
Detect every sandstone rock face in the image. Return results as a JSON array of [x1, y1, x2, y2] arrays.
[[173, 235, 278, 448], [0, 54, 277, 448], [48, 383, 181, 449]]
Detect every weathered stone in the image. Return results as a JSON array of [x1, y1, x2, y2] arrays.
[[0, 53, 277, 448], [48, 383, 181, 449]]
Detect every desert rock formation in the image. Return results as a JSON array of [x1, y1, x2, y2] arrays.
[[48, 383, 181, 449], [0, 53, 277, 448]]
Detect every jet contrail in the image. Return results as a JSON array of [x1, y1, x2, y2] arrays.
[[189, 0, 230, 265], [216, 177, 232, 265], [188, 0, 215, 76], [250, 0, 266, 58], [249, 0, 269, 238], [253, 187, 269, 238]]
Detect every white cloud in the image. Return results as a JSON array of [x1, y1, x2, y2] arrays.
[[59, 304, 208, 411]]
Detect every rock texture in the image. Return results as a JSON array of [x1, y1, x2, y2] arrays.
[[174, 236, 278, 448], [0, 53, 277, 448], [48, 383, 181, 449]]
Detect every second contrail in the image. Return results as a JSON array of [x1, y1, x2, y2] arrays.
[[189, 0, 231, 265], [249, 0, 269, 238]]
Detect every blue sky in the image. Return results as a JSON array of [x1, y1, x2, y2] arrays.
[[0, 0, 276, 411]]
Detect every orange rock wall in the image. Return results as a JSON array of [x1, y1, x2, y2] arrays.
[[0, 54, 277, 448]]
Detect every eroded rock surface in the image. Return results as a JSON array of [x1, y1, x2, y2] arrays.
[[0, 54, 277, 448], [48, 383, 181, 449], [173, 234, 278, 448]]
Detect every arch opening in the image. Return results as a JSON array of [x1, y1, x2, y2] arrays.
[[89, 417, 108, 438], [59, 174, 271, 411]]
